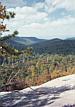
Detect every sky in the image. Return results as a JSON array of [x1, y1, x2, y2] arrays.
[[0, 0, 75, 39]]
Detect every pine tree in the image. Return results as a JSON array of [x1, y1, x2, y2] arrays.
[[0, 2, 18, 55]]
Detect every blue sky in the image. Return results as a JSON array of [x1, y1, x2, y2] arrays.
[[1, 0, 75, 39]]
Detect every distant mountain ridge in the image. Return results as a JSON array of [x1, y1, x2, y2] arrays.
[[6, 36, 75, 54], [66, 37, 75, 40], [6, 36, 45, 50], [31, 38, 75, 54]]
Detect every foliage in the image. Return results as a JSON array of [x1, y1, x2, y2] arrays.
[[0, 3, 75, 92], [31, 39, 75, 55], [0, 2, 18, 56], [6, 37, 75, 55], [0, 54, 75, 91]]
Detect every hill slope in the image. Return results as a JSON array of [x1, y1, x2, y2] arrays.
[[7, 36, 45, 50], [32, 39, 75, 54], [6, 37, 75, 54], [0, 74, 75, 107]]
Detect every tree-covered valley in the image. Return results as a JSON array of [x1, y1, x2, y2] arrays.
[[0, 1, 75, 107], [0, 2, 75, 92], [5, 36, 75, 55], [0, 50, 75, 91]]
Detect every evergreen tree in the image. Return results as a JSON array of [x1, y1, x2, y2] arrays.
[[0, 2, 18, 55]]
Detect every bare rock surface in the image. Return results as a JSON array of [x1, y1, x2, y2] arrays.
[[0, 74, 75, 107]]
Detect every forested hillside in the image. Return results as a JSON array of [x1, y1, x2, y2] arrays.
[[6, 36, 45, 50], [31, 39, 75, 54], [6, 37, 75, 55], [0, 54, 75, 91], [0, 1, 75, 93]]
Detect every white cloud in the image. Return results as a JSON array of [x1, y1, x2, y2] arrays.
[[7, 6, 48, 23], [5, 6, 48, 34], [44, 0, 75, 13], [61, 0, 75, 11], [3, 0, 75, 39], [0, 0, 25, 8], [33, 2, 45, 10], [6, 13, 75, 39], [20, 16, 75, 39]]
